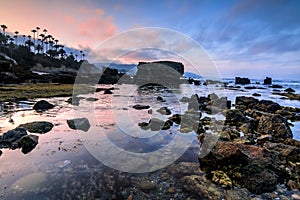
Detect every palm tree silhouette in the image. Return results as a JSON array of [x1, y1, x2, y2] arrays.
[[1, 24, 7, 36], [36, 27, 40, 39], [22, 35, 26, 46], [31, 29, 37, 48], [14, 31, 19, 45]]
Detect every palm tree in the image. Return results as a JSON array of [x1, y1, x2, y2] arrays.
[[43, 29, 47, 37], [14, 31, 19, 45], [22, 35, 26, 46], [80, 50, 83, 61], [36, 27, 40, 39], [1, 24, 7, 36], [36, 43, 43, 54], [31, 29, 37, 47], [39, 33, 45, 53]]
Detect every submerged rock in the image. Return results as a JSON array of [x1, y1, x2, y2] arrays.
[[33, 100, 54, 111], [156, 107, 171, 115], [19, 121, 54, 134], [67, 118, 91, 132], [86, 97, 98, 101], [66, 97, 80, 106], [284, 87, 295, 93], [11, 172, 47, 192]]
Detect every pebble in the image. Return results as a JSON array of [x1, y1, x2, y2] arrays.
[[167, 187, 175, 193], [292, 194, 300, 200]]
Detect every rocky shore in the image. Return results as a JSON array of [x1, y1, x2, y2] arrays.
[[1, 74, 300, 199]]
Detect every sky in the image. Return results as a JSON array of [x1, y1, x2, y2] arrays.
[[1, 0, 300, 79]]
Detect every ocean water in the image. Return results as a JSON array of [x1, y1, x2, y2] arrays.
[[0, 78, 300, 199]]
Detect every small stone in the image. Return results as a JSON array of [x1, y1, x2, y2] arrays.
[[292, 194, 300, 200], [287, 180, 298, 190], [86, 97, 98, 101], [127, 194, 133, 200], [132, 104, 150, 110], [104, 89, 113, 94], [167, 187, 175, 193], [157, 96, 164, 101]]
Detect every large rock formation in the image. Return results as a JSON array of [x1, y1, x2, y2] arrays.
[[133, 61, 185, 87], [235, 77, 250, 84]]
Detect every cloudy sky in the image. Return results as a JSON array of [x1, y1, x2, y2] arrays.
[[1, 0, 300, 79]]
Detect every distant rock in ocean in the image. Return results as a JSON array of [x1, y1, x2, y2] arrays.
[[235, 77, 250, 84], [264, 77, 272, 85]]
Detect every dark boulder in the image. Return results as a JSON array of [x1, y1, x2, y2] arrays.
[[103, 89, 113, 94], [252, 93, 261, 97], [18, 121, 54, 134], [132, 104, 150, 110], [254, 100, 281, 113], [224, 109, 248, 126], [67, 118, 91, 132], [235, 96, 259, 110], [1, 127, 27, 143], [269, 84, 283, 89], [264, 77, 272, 85], [242, 164, 278, 194], [257, 114, 292, 142], [235, 77, 250, 85], [284, 87, 295, 93], [19, 135, 39, 154], [33, 100, 55, 111]]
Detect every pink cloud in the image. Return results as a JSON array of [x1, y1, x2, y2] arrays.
[[78, 16, 117, 39]]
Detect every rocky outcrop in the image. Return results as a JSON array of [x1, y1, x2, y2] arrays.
[[18, 121, 54, 134], [133, 61, 185, 87], [235, 96, 281, 113], [235, 77, 250, 84], [264, 77, 272, 85], [235, 96, 259, 110], [0, 127, 39, 154], [284, 87, 295, 93], [67, 118, 90, 132], [257, 114, 293, 142], [0, 127, 27, 145], [33, 100, 55, 111]]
